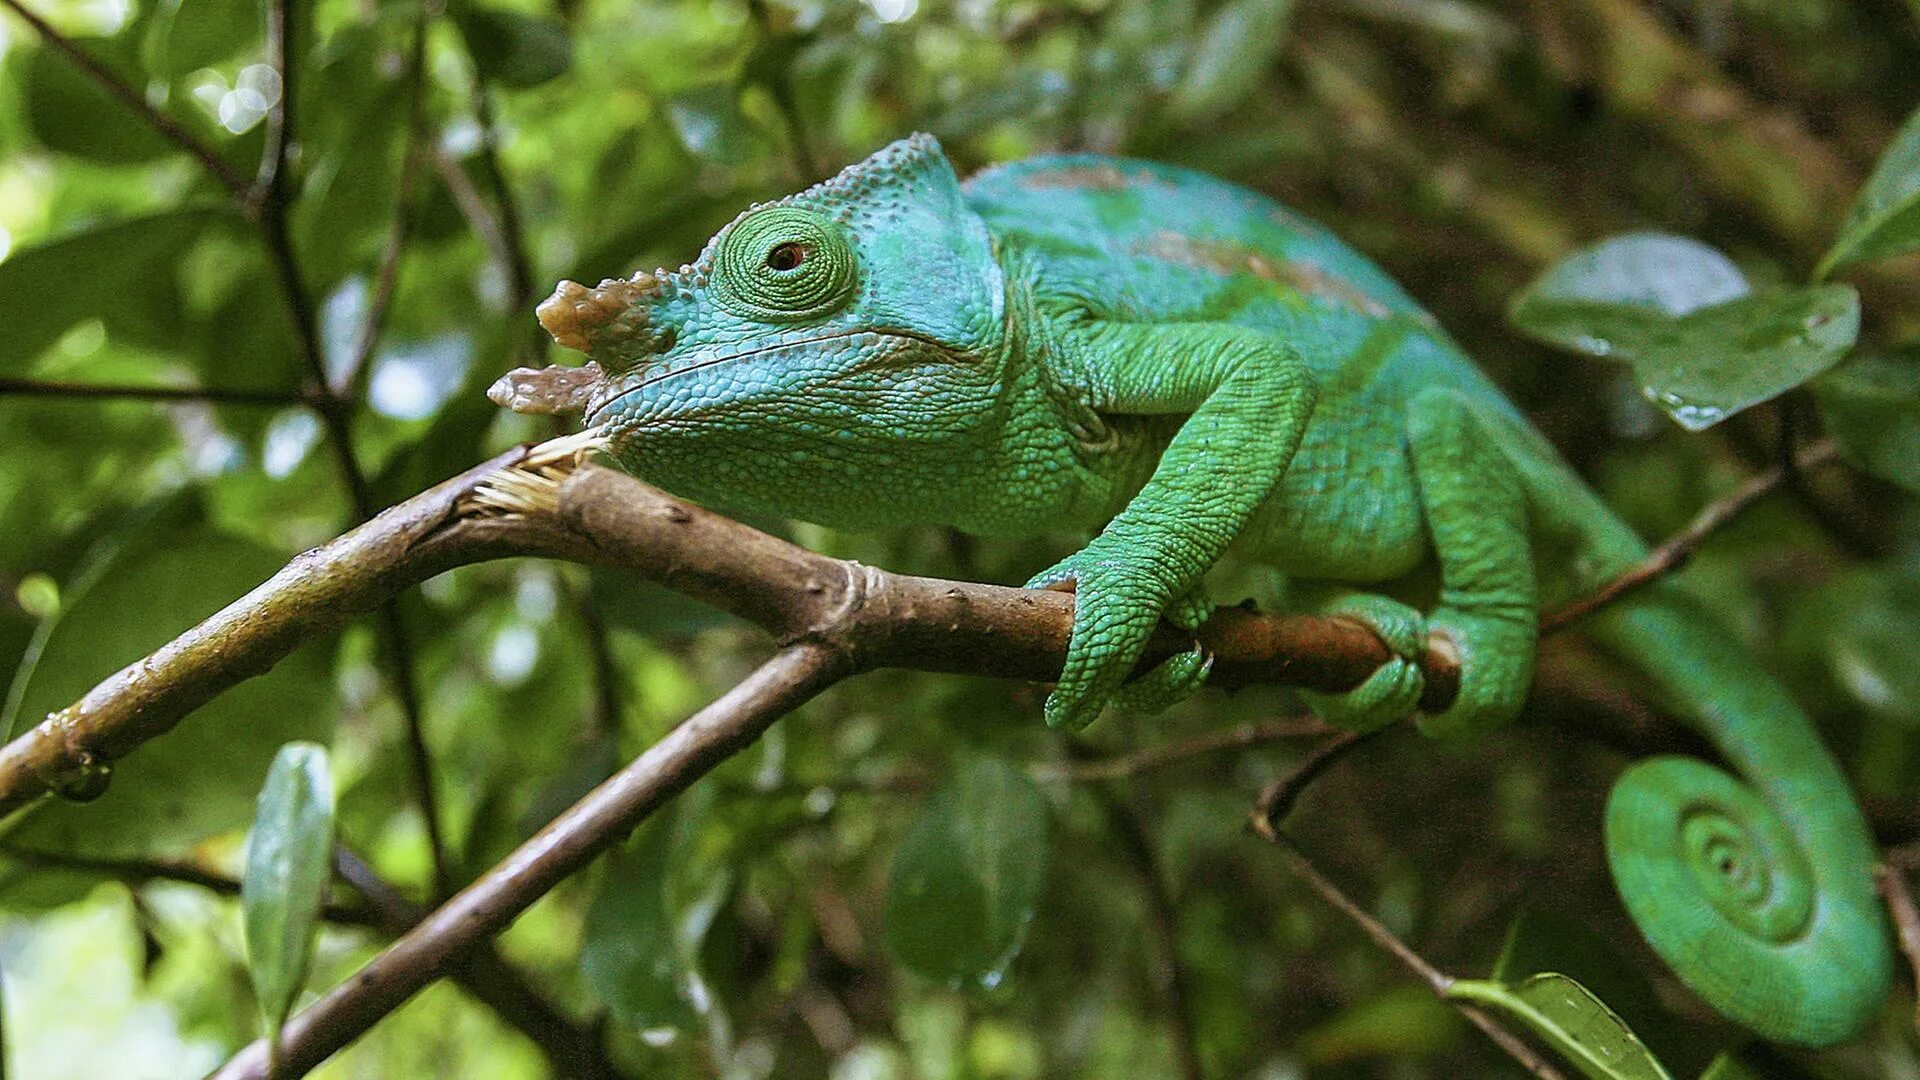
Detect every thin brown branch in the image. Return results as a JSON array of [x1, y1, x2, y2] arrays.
[[1541, 439, 1839, 633], [1876, 863, 1920, 1038], [1248, 731, 1566, 1078], [0, 0, 252, 198], [0, 441, 1456, 819], [0, 845, 380, 927], [211, 644, 847, 1079], [467, 85, 536, 313], [237, 0, 449, 899], [1256, 829, 1567, 1079], [1096, 789, 1205, 1080], [1040, 717, 1333, 783], [339, 13, 433, 402], [1250, 728, 1380, 832], [0, 377, 306, 407]]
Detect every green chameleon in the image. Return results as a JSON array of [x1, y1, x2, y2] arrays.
[[491, 134, 1890, 1046]]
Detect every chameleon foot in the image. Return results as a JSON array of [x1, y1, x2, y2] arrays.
[[1301, 593, 1426, 733]]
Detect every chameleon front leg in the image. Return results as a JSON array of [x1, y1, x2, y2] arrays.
[[1029, 321, 1317, 729], [1308, 386, 1537, 738]]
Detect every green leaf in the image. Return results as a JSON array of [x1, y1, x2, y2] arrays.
[[0, 208, 237, 372], [1819, 105, 1920, 276], [1168, 0, 1292, 122], [21, 42, 177, 164], [1448, 973, 1674, 1080], [242, 741, 335, 1039], [1512, 236, 1858, 429], [142, 0, 260, 80], [1297, 985, 1462, 1064], [1510, 233, 1750, 360], [1490, 907, 1688, 1069], [457, 5, 572, 90], [1814, 347, 1920, 493], [580, 816, 698, 1031], [1627, 285, 1858, 431], [883, 757, 1050, 987], [2, 508, 336, 856]]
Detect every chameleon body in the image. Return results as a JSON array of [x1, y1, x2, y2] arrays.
[[494, 135, 1890, 1044]]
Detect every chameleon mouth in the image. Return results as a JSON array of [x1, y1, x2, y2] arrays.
[[584, 328, 942, 424]]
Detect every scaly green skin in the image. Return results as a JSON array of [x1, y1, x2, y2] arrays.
[[497, 135, 1890, 1045]]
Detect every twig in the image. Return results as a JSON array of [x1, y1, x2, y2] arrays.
[[234, 0, 450, 901], [1876, 863, 1920, 1037], [1250, 728, 1379, 831], [1541, 439, 1839, 633], [339, 12, 433, 402], [1039, 717, 1332, 782], [0, 0, 252, 198], [1256, 830, 1567, 1079], [211, 644, 847, 1079], [1097, 789, 1205, 1080], [0, 377, 306, 407], [0, 845, 380, 927], [1247, 731, 1566, 1078]]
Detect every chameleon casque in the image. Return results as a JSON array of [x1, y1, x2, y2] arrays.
[[491, 134, 1891, 1045]]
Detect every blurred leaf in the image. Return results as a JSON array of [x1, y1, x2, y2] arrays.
[[581, 816, 697, 1030], [1168, 0, 1291, 122], [21, 41, 175, 163], [0, 208, 235, 372], [1449, 973, 1674, 1080], [242, 741, 334, 1037], [3, 509, 336, 856], [1626, 285, 1859, 431], [1510, 233, 1750, 360], [1819, 104, 1920, 276], [1297, 985, 1461, 1064], [883, 757, 1049, 987], [1804, 568, 1920, 722], [142, 0, 259, 80], [1814, 347, 1920, 493], [457, 5, 572, 90], [665, 83, 767, 166]]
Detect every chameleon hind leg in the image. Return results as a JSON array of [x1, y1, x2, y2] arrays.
[[1298, 387, 1536, 738]]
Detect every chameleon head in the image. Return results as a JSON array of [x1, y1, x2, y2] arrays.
[[490, 133, 1009, 526]]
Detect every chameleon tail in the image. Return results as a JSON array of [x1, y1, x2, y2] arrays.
[[1584, 584, 1891, 1046]]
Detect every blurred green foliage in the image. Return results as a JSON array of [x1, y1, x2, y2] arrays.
[[2, 0, 1920, 1076]]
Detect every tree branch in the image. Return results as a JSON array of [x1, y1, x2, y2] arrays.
[[1248, 733, 1568, 1079], [211, 643, 848, 1079], [0, 440, 1452, 819], [1876, 863, 1920, 1038], [0, 377, 307, 407], [0, 0, 253, 198], [1541, 439, 1839, 633]]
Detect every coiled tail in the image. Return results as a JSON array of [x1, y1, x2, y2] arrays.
[[1588, 584, 1891, 1046]]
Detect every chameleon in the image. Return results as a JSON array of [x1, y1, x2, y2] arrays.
[[490, 134, 1890, 1046]]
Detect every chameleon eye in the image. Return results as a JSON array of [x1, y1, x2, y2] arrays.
[[766, 242, 808, 272], [712, 207, 857, 323]]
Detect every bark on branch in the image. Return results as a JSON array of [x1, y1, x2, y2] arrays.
[[0, 439, 1457, 819]]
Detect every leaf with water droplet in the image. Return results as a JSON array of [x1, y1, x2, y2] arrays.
[[1510, 233, 1749, 360], [1813, 346, 1920, 494], [243, 742, 335, 1044], [1819, 104, 1920, 277], [1448, 973, 1674, 1080], [1627, 285, 1858, 431], [883, 757, 1050, 988]]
